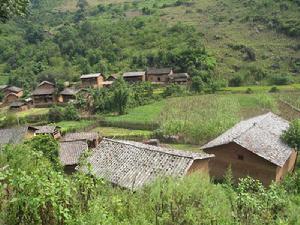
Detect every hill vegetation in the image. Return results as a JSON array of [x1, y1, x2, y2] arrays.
[[0, 0, 299, 92]]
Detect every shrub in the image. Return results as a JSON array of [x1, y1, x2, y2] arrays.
[[48, 105, 64, 122], [191, 76, 205, 93], [245, 88, 253, 94], [282, 119, 300, 150], [229, 74, 243, 87], [0, 113, 19, 128], [269, 74, 294, 85], [111, 78, 129, 115], [64, 104, 80, 121], [162, 84, 186, 97], [269, 86, 279, 93]]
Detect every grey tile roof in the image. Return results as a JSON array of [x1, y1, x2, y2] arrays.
[[60, 88, 80, 96], [80, 73, 102, 79], [35, 126, 58, 134], [6, 86, 23, 93], [123, 71, 145, 77], [0, 85, 8, 90], [0, 127, 28, 146], [202, 112, 293, 167], [82, 138, 213, 190], [169, 73, 190, 80], [59, 141, 88, 166], [62, 132, 99, 142], [32, 88, 55, 96], [38, 81, 54, 86], [147, 68, 172, 75]]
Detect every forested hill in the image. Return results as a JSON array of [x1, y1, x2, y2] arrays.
[[0, 0, 299, 90]]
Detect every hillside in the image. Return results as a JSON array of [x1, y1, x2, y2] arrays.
[[0, 0, 299, 89]]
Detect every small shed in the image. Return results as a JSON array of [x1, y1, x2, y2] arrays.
[[3, 93, 20, 105], [9, 101, 29, 111], [168, 73, 190, 84], [146, 68, 173, 84], [81, 138, 214, 190], [30, 125, 61, 139], [80, 73, 104, 88], [62, 132, 101, 148], [32, 81, 56, 106], [123, 71, 146, 83], [59, 141, 88, 174], [202, 112, 297, 186], [59, 88, 80, 103]]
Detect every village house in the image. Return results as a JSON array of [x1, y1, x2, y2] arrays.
[[168, 73, 190, 84], [32, 81, 56, 106], [80, 73, 104, 88], [62, 132, 101, 148], [3, 86, 23, 97], [3, 93, 20, 105], [123, 71, 146, 83], [59, 141, 88, 174], [28, 125, 61, 139], [0, 127, 28, 147], [146, 68, 173, 84], [81, 138, 214, 190], [9, 101, 30, 112], [58, 88, 80, 103], [202, 112, 297, 186]]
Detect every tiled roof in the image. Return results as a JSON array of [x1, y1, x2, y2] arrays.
[[10, 101, 26, 107], [147, 68, 172, 75], [0, 127, 27, 146], [123, 71, 145, 77], [60, 88, 80, 96], [32, 88, 55, 95], [82, 138, 213, 190], [59, 141, 88, 166], [202, 112, 293, 167], [35, 126, 58, 134], [80, 73, 102, 79], [38, 81, 55, 87], [6, 86, 23, 93], [62, 132, 99, 142], [0, 85, 8, 90]]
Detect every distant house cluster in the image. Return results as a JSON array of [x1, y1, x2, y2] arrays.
[[0, 112, 297, 189]]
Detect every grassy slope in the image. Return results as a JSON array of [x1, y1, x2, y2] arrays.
[[54, 0, 300, 81]]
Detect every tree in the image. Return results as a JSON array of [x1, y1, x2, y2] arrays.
[[111, 78, 129, 115], [26, 135, 60, 168], [64, 103, 80, 121], [0, 0, 29, 23], [191, 76, 205, 93], [282, 119, 300, 150]]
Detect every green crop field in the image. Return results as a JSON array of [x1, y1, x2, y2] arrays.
[[56, 120, 94, 133], [16, 108, 49, 118]]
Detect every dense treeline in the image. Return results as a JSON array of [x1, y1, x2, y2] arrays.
[[0, 135, 300, 224]]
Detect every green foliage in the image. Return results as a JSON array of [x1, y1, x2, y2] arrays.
[[282, 119, 300, 150], [0, 113, 19, 128], [111, 78, 130, 115], [64, 104, 80, 121], [0, 0, 29, 22], [163, 84, 187, 98], [26, 135, 60, 168], [229, 74, 243, 87], [48, 104, 79, 122], [48, 105, 64, 122], [245, 87, 253, 94], [269, 74, 294, 85], [269, 86, 280, 93], [190, 75, 205, 93]]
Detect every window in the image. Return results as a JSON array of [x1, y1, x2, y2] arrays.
[[237, 155, 244, 160], [157, 77, 161, 81]]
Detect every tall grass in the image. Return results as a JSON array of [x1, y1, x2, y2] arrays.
[[159, 94, 277, 144]]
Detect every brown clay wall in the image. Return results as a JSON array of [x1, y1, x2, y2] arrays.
[[147, 74, 169, 83], [276, 150, 297, 181], [187, 159, 210, 175], [204, 142, 277, 185]]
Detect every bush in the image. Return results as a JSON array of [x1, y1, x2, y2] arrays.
[[245, 88, 253, 94], [269, 74, 294, 85], [0, 113, 19, 128], [269, 86, 279, 93], [64, 104, 80, 121], [48, 105, 64, 122], [229, 74, 243, 87], [282, 119, 300, 150], [191, 76, 205, 93], [163, 84, 187, 97]]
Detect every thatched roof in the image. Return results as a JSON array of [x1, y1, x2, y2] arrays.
[[62, 132, 99, 142], [147, 68, 172, 75], [202, 112, 293, 167], [0, 127, 27, 146], [123, 71, 145, 77], [80, 73, 102, 79], [82, 138, 214, 190], [59, 141, 88, 166]]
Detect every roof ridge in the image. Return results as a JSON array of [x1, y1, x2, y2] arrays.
[[102, 138, 210, 160]]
